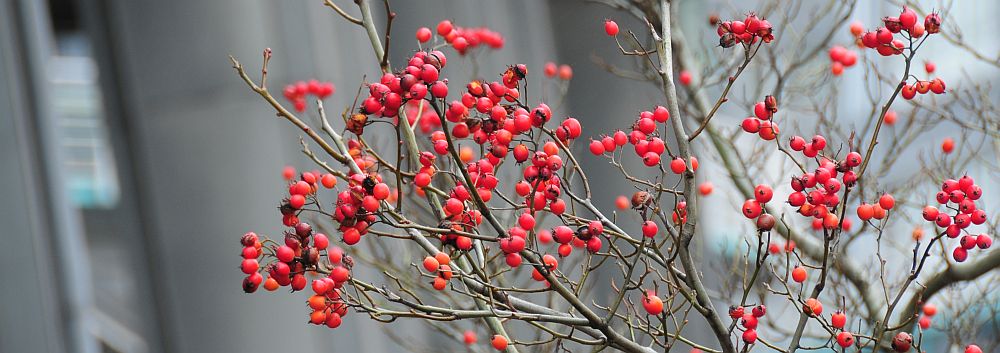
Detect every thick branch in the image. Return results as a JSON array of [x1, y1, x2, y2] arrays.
[[651, 2, 734, 352]]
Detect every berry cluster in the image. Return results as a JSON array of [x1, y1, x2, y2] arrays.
[[920, 175, 991, 262], [239, 232, 264, 292], [900, 77, 945, 100], [728, 304, 767, 344], [282, 79, 335, 112], [305, 247, 351, 329], [918, 302, 936, 329], [669, 200, 688, 225], [716, 12, 775, 48], [589, 106, 699, 172], [549, 221, 604, 260], [826, 308, 856, 348], [859, 7, 938, 56], [281, 170, 339, 226], [543, 62, 573, 81], [330, 173, 392, 245], [417, 20, 504, 55], [239, 222, 352, 329], [741, 184, 776, 231], [512, 145, 568, 212], [421, 252, 454, 290], [855, 193, 895, 225], [740, 96, 780, 141], [784, 146, 864, 230], [827, 45, 858, 76], [360, 51, 448, 119]]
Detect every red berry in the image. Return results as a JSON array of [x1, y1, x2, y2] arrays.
[[831, 62, 844, 76], [804, 298, 823, 316], [435, 252, 451, 266], [876, 27, 893, 44], [241, 259, 259, 274], [754, 184, 773, 203], [289, 194, 306, 209], [642, 290, 663, 315], [436, 20, 453, 36], [837, 332, 855, 348], [679, 71, 692, 86], [742, 199, 763, 219], [276, 245, 295, 263], [879, 194, 895, 210], [325, 312, 342, 329], [792, 266, 807, 283], [643, 152, 661, 167], [892, 332, 912, 352], [313, 233, 329, 250], [653, 106, 670, 122], [463, 331, 477, 345], [641, 221, 658, 238], [953, 246, 968, 262], [543, 62, 557, 78], [811, 135, 827, 150], [900, 7, 917, 30], [423, 256, 439, 272], [924, 13, 941, 34], [831, 311, 847, 329], [699, 182, 713, 196], [491, 335, 508, 350], [849, 21, 864, 36], [754, 102, 769, 120], [977, 234, 993, 249], [282, 166, 296, 180], [857, 203, 874, 221], [941, 137, 955, 153], [343, 228, 361, 245], [922, 303, 937, 316], [604, 20, 619, 36], [558, 65, 573, 80], [669, 157, 686, 174], [729, 305, 745, 319], [589, 140, 605, 155], [416, 27, 432, 43], [918, 316, 931, 329], [741, 118, 761, 133]]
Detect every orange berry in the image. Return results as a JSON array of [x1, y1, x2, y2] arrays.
[[432, 277, 448, 290], [491, 335, 509, 350], [792, 266, 808, 283], [321, 173, 337, 188], [435, 252, 451, 266], [422, 256, 440, 272], [264, 277, 279, 291], [309, 295, 328, 310], [615, 196, 629, 209], [941, 137, 955, 154]]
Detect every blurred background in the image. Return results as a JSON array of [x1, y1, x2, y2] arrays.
[[1, 0, 997, 352]]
